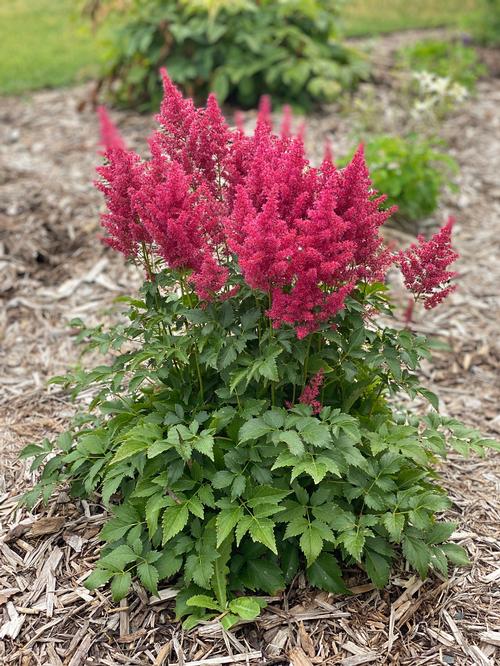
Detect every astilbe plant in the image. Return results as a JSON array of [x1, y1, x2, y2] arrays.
[[22, 75, 498, 629]]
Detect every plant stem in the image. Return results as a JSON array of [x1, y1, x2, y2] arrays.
[[303, 334, 313, 383], [180, 274, 205, 403]]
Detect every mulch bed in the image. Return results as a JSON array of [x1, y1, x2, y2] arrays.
[[1, 29, 499, 665]]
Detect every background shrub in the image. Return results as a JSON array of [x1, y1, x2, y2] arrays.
[[397, 39, 486, 92], [343, 135, 458, 226], [469, 0, 500, 45], [89, 0, 369, 109]]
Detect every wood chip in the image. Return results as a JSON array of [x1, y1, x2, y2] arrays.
[[67, 633, 94, 666], [289, 646, 314, 666], [479, 631, 500, 647], [30, 516, 65, 536]]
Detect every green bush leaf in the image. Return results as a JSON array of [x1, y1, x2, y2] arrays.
[[426, 521, 457, 545], [440, 543, 470, 566], [279, 431, 305, 456], [243, 559, 284, 594], [402, 535, 431, 579], [239, 418, 273, 443], [137, 562, 159, 594], [383, 512, 405, 542], [248, 518, 277, 554], [111, 571, 132, 601], [364, 550, 391, 588], [299, 524, 324, 567], [307, 553, 348, 593], [216, 507, 243, 547], [99, 545, 137, 572], [186, 594, 221, 611], [84, 568, 114, 590], [229, 597, 261, 620], [112, 440, 148, 464], [162, 505, 189, 544]]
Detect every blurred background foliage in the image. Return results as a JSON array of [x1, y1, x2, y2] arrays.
[[1, 0, 497, 228], [469, 0, 500, 45], [87, 0, 369, 110], [396, 40, 487, 92], [0, 0, 492, 98]]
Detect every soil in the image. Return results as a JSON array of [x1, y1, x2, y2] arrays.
[[0, 29, 499, 666]]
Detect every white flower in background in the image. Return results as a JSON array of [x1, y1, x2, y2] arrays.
[[411, 69, 468, 121]]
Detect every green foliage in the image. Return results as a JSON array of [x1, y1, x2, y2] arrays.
[[21, 275, 498, 628], [343, 135, 458, 224], [340, 0, 480, 37], [92, 0, 368, 109], [0, 0, 103, 95], [469, 0, 500, 45], [398, 39, 486, 91]]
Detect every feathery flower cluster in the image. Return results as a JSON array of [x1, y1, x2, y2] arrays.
[[398, 217, 458, 309], [96, 71, 454, 337], [298, 370, 325, 414], [98, 106, 126, 152]]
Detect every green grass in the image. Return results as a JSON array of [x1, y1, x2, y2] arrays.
[[0, 0, 103, 95], [0, 0, 484, 96], [342, 0, 480, 37]]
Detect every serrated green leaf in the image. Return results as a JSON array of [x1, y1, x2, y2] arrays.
[[99, 544, 137, 572], [284, 517, 308, 539], [259, 357, 279, 382], [102, 473, 128, 506], [162, 504, 189, 544], [279, 431, 305, 456], [100, 518, 133, 543], [425, 522, 457, 544], [212, 533, 232, 608], [307, 553, 348, 593], [188, 496, 205, 519], [231, 474, 246, 499], [402, 535, 431, 579], [186, 594, 222, 611], [111, 571, 132, 601], [145, 493, 170, 537], [185, 552, 215, 589], [418, 388, 439, 410], [246, 486, 291, 507], [193, 433, 214, 460], [155, 551, 182, 580], [299, 421, 331, 447], [271, 451, 299, 470], [239, 418, 272, 443], [198, 485, 215, 508], [440, 543, 470, 566], [431, 547, 449, 576], [137, 562, 159, 594], [299, 525, 323, 567], [364, 550, 391, 588], [248, 518, 277, 554], [291, 459, 328, 484], [229, 597, 261, 620], [212, 470, 235, 489], [216, 507, 243, 547], [339, 530, 365, 561], [383, 512, 405, 542], [111, 439, 148, 465], [243, 559, 284, 594], [329, 510, 356, 532], [262, 409, 286, 429], [235, 515, 253, 545], [84, 567, 114, 590]]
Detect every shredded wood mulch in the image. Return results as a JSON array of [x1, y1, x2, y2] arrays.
[[1, 30, 499, 666]]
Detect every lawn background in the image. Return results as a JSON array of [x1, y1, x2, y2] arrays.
[[0, 0, 481, 96]]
